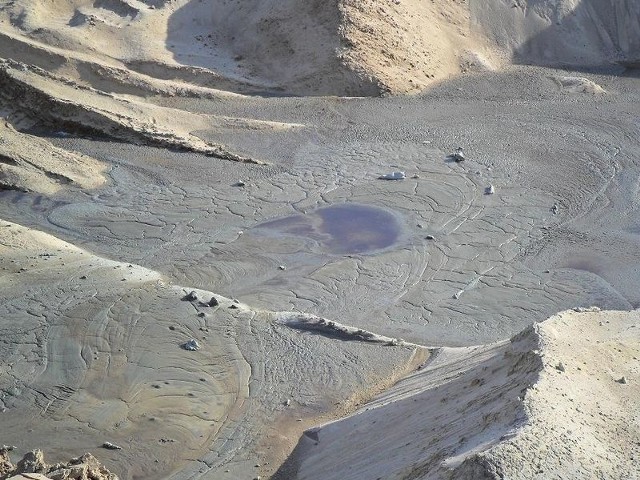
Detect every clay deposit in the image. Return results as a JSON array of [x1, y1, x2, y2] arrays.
[[0, 1, 639, 479]]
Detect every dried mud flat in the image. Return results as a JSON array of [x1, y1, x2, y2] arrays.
[[1, 1, 640, 480]]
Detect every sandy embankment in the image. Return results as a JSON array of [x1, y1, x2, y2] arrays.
[[0, 0, 636, 98], [279, 308, 640, 479]]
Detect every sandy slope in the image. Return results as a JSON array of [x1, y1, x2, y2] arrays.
[[280, 308, 640, 479], [475, 0, 640, 67], [0, 120, 105, 194], [1, 0, 638, 96]]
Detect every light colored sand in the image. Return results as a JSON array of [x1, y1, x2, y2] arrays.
[[0, 120, 105, 194], [1, 0, 637, 96], [280, 308, 640, 479]]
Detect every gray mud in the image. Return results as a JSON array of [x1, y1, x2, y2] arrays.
[[1, 66, 639, 349]]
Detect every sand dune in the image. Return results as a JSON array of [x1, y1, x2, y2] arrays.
[[0, 120, 105, 194], [1, 0, 637, 96], [475, 0, 640, 68], [0, 59, 272, 163], [279, 308, 640, 479]]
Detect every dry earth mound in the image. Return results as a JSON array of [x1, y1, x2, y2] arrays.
[[2, 0, 638, 96], [475, 0, 640, 68], [278, 308, 640, 479]]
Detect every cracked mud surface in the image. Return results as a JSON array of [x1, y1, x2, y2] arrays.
[[4, 68, 638, 348], [1, 66, 640, 479]]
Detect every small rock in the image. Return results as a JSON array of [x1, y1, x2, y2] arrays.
[[450, 147, 465, 162], [102, 442, 122, 450], [556, 362, 566, 372], [379, 171, 406, 180], [485, 184, 495, 195], [182, 291, 198, 302], [228, 304, 238, 309], [617, 376, 628, 384], [233, 181, 246, 187], [182, 339, 200, 351], [278, 265, 286, 270], [412, 173, 420, 179], [551, 203, 559, 214], [425, 235, 435, 240], [207, 296, 219, 307], [284, 398, 291, 407], [197, 312, 206, 318]]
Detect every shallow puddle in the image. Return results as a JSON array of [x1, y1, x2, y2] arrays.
[[256, 203, 401, 254]]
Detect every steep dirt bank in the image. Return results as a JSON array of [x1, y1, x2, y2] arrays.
[[279, 308, 640, 479]]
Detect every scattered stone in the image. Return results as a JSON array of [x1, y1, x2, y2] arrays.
[[485, 184, 495, 195], [0, 446, 14, 478], [80, 275, 87, 280], [617, 376, 628, 384], [412, 173, 420, 179], [49, 453, 117, 480], [182, 339, 200, 351], [425, 235, 435, 240], [556, 362, 566, 372], [228, 304, 238, 309], [101, 442, 122, 450], [453, 290, 463, 300], [14, 450, 47, 474], [207, 296, 219, 307], [182, 291, 198, 302], [278, 265, 286, 270], [284, 398, 291, 407], [4, 451, 117, 480], [168, 325, 176, 331], [197, 312, 206, 318], [551, 203, 559, 215], [379, 171, 406, 180], [449, 147, 465, 162], [233, 180, 246, 187]]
